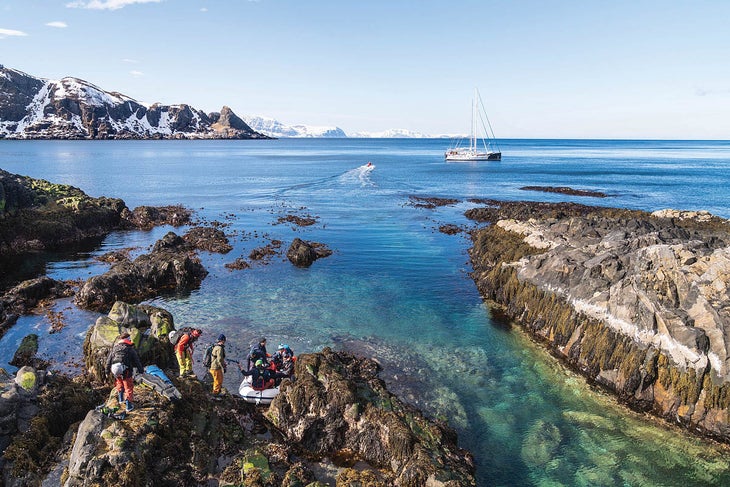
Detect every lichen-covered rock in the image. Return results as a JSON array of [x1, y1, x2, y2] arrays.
[[83, 301, 176, 383], [75, 232, 208, 312], [267, 348, 476, 487], [467, 200, 730, 441]]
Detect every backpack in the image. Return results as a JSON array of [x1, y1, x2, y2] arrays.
[[202, 343, 215, 368], [169, 326, 193, 346]]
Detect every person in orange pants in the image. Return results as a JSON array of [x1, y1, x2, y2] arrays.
[[209, 334, 227, 396]]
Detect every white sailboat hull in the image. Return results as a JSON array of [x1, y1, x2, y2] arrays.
[[445, 150, 501, 161]]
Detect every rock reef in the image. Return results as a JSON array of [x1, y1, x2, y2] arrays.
[[467, 200, 730, 440]]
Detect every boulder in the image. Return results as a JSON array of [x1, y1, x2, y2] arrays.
[[83, 301, 176, 384], [286, 238, 332, 268]]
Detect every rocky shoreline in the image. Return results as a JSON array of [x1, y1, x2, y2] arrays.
[[1, 302, 475, 486], [466, 200, 730, 441], [0, 170, 470, 486]]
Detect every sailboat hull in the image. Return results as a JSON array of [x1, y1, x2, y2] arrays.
[[445, 150, 501, 162]]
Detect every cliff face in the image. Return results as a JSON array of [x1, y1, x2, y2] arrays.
[[467, 201, 730, 440], [0, 66, 268, 140]]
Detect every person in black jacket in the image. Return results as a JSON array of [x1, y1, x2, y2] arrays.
[[247, 337, 269, 370], [106, 332, 144, 411]]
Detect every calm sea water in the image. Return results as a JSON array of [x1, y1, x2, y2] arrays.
[[2, 138, 730, 486]]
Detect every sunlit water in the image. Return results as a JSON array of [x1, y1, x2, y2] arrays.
[[2, 139, 730, 486]]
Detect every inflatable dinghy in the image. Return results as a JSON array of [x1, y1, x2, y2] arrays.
[[135, 365, 182, 402], [238, 376, 279, 405]]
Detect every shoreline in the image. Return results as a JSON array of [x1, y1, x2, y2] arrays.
[[465, 199, 730, 444]]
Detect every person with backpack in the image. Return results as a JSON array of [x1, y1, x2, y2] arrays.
[[208, 334, 227, 396], [175, 328, 202, 378], [106, 332, 144, 411], [247, 337, 269, 370]]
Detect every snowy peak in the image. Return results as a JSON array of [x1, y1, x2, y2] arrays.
[[243, 115, 347, 138], [0, 65, 267, 140]]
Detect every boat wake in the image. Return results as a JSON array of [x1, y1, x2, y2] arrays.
[[339, 162, 375, 187], [279, 163, 376, 196]]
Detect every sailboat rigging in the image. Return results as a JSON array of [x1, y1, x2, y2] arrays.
[[445, 88, 501, 161]]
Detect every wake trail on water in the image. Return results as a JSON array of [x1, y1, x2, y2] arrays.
[[277, 163, 376, 196]]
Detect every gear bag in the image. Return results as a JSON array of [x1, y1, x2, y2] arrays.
[[168, 326, 193, 346], [203, 343, 215, 368]]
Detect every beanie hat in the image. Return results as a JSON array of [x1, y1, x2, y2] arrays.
[[218, 334, 226, 342]]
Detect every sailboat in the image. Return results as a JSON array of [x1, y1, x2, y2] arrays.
[[445, 88, 501, 161]]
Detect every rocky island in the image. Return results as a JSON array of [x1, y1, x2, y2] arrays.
[[466, 200, 730, 441]]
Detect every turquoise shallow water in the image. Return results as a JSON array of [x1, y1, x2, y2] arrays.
[[2, 138, 730, 485]]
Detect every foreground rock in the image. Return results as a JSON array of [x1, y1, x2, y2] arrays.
[[269, 348, 476, 486], [3, 302, 474, 486], [75, 232, 208, 312], [467, 200, 730, 440], [83, 301, 176, 384]]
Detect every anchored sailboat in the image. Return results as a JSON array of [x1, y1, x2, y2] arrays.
[[445, 88, 501, 161]]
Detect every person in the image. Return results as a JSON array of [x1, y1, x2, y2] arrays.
[[106, 332, 144, 411], [247, 337, 269, 370], [271, 343, 294, 371], [241, 358, 284, 389], [209, 334, 227, 396], [175, 328, 202, 378]]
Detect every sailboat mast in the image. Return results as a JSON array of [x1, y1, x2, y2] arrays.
[[471, 88, 477, 152]]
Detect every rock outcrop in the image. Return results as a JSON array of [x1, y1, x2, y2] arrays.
[[269, 348, 476, 486], [0, 169, 192, 259], [286, 238, 332, 267], [0, 66, 269, 140], [467, 200, 730, 440], [83, 301, 176, 383], [3, 302, 475, 486], [75, 232, 208, 312]]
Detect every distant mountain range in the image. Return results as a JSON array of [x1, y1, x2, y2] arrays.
[[242, 116, 446, 139], [0, 65, 451, 140], [0, 65, 267, 140]]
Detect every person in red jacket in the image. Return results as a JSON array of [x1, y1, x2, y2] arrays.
[[175, 328, 201, 378]]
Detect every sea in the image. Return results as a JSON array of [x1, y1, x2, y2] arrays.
[[1, 138, 730, 486]]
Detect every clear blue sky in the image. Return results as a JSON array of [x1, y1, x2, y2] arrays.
[[1, 0, 729, 138]]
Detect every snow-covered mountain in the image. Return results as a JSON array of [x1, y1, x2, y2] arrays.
[[242, 115, 347, 138], [348, 128, 428, 138], [0, 65, 267, 140]]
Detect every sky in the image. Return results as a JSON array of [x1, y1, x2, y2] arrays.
[[1, 0, 729, 139]]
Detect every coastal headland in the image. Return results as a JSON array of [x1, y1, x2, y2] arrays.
[[466, 199, 730, 441]]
